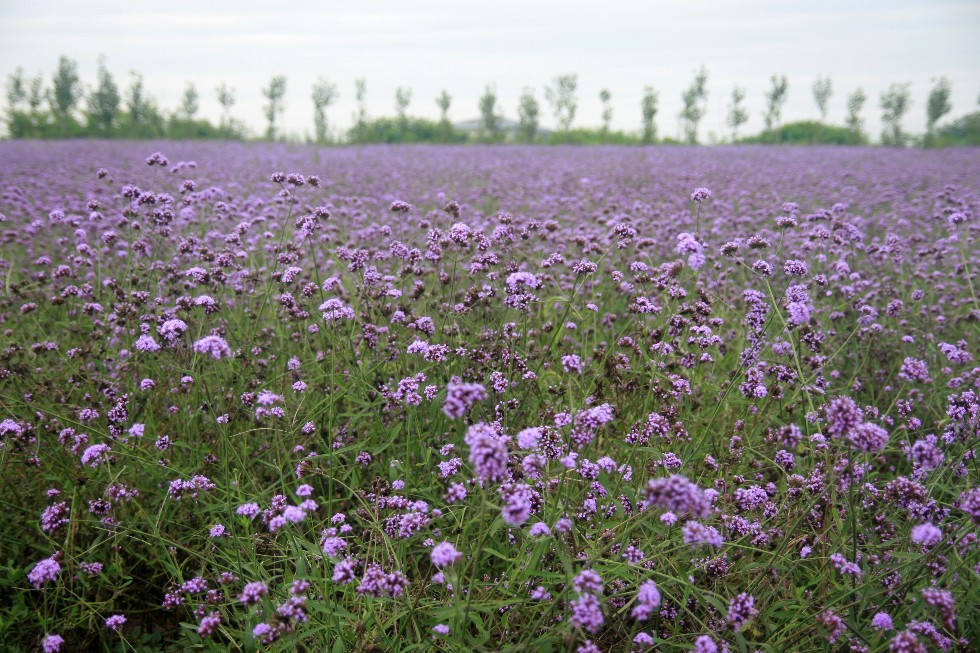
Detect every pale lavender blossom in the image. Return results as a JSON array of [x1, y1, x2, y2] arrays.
[[105, 614, 126, 631], [910, 522, 942, 547], [28, 555, 61, 588], [192, 335, 232, 359], [80, 443, 111, 467], [42, 634, 65, 653], [430, 542, 462, 567]]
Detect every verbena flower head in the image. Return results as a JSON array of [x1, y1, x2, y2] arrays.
[[910, 522, 941, 547], [871, 611, 894, 631], [562, 354, 584, 374], [569, 593, 604, 633], [676, 232, 705, 270], [573, 569, 603, 595], [158, 319, 188, 342], [105, 614, 126, 631], [682, 520, 724, 548], [783, 259, 808, 276], [320, 298, 355, 322], [633, 632, 654, 647], [28, 555, 61, 588], [357, 564, 408, 598], [134, 335, 161, 352], [692, 635, 718, 653], [726, 593, 757, 631], [690, 187, 712, 202], [239, 581, 268, 604], [824, 396, 863, 438], [631, 580, 661, 621], [80, 444, 111, 468], [847, 422, 889, 453], [643, 475, 712, 518], [506, 271, 541, 290], [197, 612, 221, 637], [921, 586, 956, 630], [42, 634, 65, 653], [500, 483, 534, 525], [192, 335, 232, 359], [888, 630, 926, 653], [430, 542, 462, 568], [528, 522, 551, 537], [443, 381, 487, 419], [898, 357, 930, 383], [465, 422, 509, 484], [817, 610, 844, 643]]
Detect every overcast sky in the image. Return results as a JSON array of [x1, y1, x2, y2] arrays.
[[2, 1, 978, 141]]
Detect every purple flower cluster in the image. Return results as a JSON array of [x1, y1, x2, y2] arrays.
[[3, 142, 979, 652], [357, 564, 408, 598], [465, 422, 509, 484], [430, 542, 462, 568], [631, 580, 661, 621], [643, 475, 712, 518], [192, 334, 232, 359], [28, 555, 61, 588], [726, 592, 757, 631], [443, 380, 487, 419], [569, 575, 604, 634]]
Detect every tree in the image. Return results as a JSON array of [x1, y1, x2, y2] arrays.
[[680, 66, 708, 144], [926, 76, 952, 138], [6, 70, 45, 138], [641, 86, 659, 144], [124, 72, 147, 132], [599, 88, 612, 138], [27, 75, 45, 129], [170, 83, 227, 140], [435, 89, 452, 142], [86, 56, 120, 137], [122, 72, 164, 138], [352, 78, 367, 142], [813, 76, 833, 122], [49, 55, 82, 135], [479, 84, 501, 142], [262, 75, 287, 140], [216, 83, 235, 126], [395, 86, 412, 138], [6, 67, 25, 113], [845, 88, 866, 137], [545, 73, 578, 132], [312, 77, 339, 144], [181, 83, 199, 120], [935, 110, 980, 146], [435, 89, 451, 123], [880, 82, 911, 146], [763, 75, 789, 131], [517, 87, 539, 144], [4, 67, 32, 138], [727, 85, 748, 141]]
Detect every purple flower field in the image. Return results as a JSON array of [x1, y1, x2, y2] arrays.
[[1, 141, 978, 652]]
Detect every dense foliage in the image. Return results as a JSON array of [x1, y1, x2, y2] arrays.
[[347, 117, 469, 144], [5, 58, 978, 146], [0, 143, 978, 652], [740, 121, 868, 146], [934, 113, 980, 147]]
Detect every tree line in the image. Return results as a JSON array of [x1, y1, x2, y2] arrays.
[[5, 56, 978, 146]]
